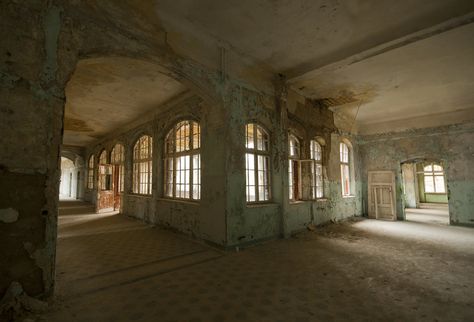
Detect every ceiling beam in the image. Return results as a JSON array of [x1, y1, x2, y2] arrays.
[[289, 12, 474, 85]]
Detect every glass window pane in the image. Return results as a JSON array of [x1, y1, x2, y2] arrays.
[[424, 175, 435, 193], [434, 175, 445, 193]]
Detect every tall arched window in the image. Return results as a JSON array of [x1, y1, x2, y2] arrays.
[[245, 123, 270, 202], [98, 149, 108, 190], [133, 135, 153, 195], [111, 143, 125, 193], [340, 141, 351, 196], [310, 139, 324, 198], [87, 154, 95, 190], [423, 163, 445, 193], [165, 121, 200, 200], [289, 134, 300, 200]]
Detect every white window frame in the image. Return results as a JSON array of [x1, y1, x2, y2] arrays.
[[164, 120, 201, 200], [132, 135, 153, 195], [111, 143, 125, 193], [340, 141, 352, 196], [310, 139, 324, 199], [87, 154, 95, 190], [245, 123, 271, 203], [422, 163, 446, 193], [288, 134, 301, 201]]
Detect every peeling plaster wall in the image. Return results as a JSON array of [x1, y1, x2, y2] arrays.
[[225, 87, 363, 247], [84, 95, 227, 245], [0, 2, 64, 298], [359, 122, 474, 226]]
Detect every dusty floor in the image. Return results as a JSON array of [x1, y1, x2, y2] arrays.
[[406, 207, 450, 225], [35, 201, 474, 322]]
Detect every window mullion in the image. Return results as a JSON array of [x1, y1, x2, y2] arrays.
[[254, 152, 259, 202]]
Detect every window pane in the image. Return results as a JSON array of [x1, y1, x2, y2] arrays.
[[424, 175, 435, 193], [246, 124, 255, 149], [341, 164, 350, 196], [192, 122, 200, 150], [433, 164, 443, 172], [310, 140, 322, 161], [246, 153, 256, 202], [289, 135, 299, 157], [434, 175, 445, 193], [340, 143, 349, 163], [289, 160, 294, 199]]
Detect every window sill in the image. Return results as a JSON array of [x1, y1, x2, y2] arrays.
[[157, 198, 200, 206], [128, 194, 153, 198], [246, 202, 278, 208], [342, 195, 356, 199], [289, 201, 306, 205]]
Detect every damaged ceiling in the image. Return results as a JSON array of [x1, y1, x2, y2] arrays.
[[63, 0, 474, 143], [64, 57, 187, 146]]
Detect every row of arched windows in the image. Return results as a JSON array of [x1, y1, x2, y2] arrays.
[[86, 121, 353, 202], [86, 121, 202, 201]]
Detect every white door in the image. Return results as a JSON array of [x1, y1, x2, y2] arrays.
[[368, 171, 396, 220]]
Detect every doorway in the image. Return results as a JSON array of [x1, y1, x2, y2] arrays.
[[401, 160, 449, 225]]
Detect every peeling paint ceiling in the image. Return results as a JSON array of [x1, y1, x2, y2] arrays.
[[155, 0, 474, 133], [64, 57, 187, 146], [292, 22, 474, 131]]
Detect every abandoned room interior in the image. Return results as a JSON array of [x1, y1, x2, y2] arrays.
[[1, 1, 474, 321]]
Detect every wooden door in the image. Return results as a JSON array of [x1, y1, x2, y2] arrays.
[[368, 171, 396, 220]]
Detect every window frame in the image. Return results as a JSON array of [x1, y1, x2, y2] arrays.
[[422, 163, 446, 194], [132, 135, 153, 195], [288, 133, 301, 201], [111, 143, 125, 193], [98, 149, 110, 191], [340, 141, 352, 197], [87, 154, 95, 190], [245, 123, 271, 203], [164, 120, 201, 201], [310, 139, 324, 199]]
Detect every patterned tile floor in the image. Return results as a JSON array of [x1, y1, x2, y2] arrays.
[[38, 201, 474, 322]]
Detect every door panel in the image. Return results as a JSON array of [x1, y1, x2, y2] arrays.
[[368, 171, 396, 220]]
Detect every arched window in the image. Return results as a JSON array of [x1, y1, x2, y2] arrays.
[[87, 154, 94, 190], [245, 123, 270, 202], [98, 150, 108, 191], [423, 163, 445, 193], [111, 143, 125, 193], [165, 121, 200, 200], [289, 134, 300, 200], [133, 135, 153, 195], [310, 139, 324, 198], [340, 141, 352, 196]]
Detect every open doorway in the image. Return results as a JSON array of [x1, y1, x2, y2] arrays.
[[401, 160, 449, 225], [59, 156, 84, 200]]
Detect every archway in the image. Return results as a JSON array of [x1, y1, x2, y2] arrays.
[[400, 159, 449, 225]]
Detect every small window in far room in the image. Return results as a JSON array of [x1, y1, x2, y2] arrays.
[[245, 123, 270, 202], [423, 163, 446, 193], [340, 141, 351, 196]]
